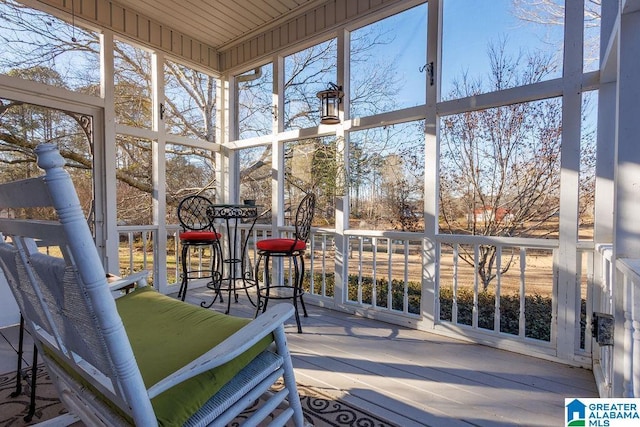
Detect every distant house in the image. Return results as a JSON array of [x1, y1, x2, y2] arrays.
[[469, 206, 514, 223]]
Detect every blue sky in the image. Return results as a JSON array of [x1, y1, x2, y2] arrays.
[[442, 0, 564, 91], [383, 0, 567, 105]]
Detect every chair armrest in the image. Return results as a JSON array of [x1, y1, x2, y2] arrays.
[[108, 270, 150, 296], [146, 302, 295, 398]]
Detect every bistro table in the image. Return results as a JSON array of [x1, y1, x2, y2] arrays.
[[201, 203, 262, 313]]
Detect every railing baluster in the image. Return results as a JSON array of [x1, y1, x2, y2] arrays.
[[404, 240, 409, 314], [453, 244, 459, 324], [473, 244, 479, 329], [128, 231, 134, 274], [519, 247, 526, 338], [387, 238, 392, 310], [142, 231, 149, 269], [372, 237, 378, 308], [495, 245, 502, 333], [624, 274, 633, 397], [321, 234, 327, 297], [173, 230, 179, 284], [633, 278, 640, 397], [584, 249, 594, 353], [357, 236, 363, 304], [308, 233, 315, 294]]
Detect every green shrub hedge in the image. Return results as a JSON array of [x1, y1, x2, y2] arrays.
[[439, 288, 552, 340], [303, 272, 585, 343]]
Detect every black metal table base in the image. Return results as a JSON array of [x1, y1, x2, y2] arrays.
[[201, 274, 257, 313], [201, 204, 263, 314]]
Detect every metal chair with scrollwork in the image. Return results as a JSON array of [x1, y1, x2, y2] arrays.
[[254, 192, 315, 333], [177, 195, 222, 301]]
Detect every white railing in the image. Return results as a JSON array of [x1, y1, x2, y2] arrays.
[[436, 235, 558, 343], [307, 229, 336, 299], [342, 229, 423, 317], [617, 257, 640, 397], [117, 223, 274, 289], [593, 244, 640, 397], [117, 225, 164, 278], [593, 244, 614, 396], [116, 224, 594, 365]]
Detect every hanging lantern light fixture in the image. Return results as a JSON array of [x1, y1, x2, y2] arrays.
[[316, 83, 344, 125]]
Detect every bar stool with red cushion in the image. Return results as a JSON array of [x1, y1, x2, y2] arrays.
[[177, 195, 222, 301], [254, 192, 315, 332]]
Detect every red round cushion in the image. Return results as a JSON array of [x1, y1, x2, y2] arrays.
[[256, 238, 306, 252], [179, 231, 220, 241]]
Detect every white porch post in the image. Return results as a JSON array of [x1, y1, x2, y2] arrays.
[[612, 1, 640, 397], [594, 0, 618, 247], [591, 0, 618, 396], [100, 30, 120, 274], [334, 28, 348, 309], [556, 0, 584, 362], [216, 78, 231, 203], [273, 55, 284, 227], [270, 55, 285, 287], [420, 0, 441, 330], [223, 77, 239, 204], [91, 111, 107, 261], [152, 52, 168, 293]]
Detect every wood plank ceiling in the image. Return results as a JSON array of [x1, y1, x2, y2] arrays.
[[34, 0, 408, 72], [124, 0, 322, 51]]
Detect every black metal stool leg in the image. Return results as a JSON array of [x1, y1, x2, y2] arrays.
[[11, 315, 39, 421], [291, 256, 302, 333], [262, 255, 272, 314], [201, 241, 226, 310], [297, 254, 308, 318], [11, 315, 25, 398], [23, 345, 38, 422], [225, 265, 233, 314], [254, 254, 264, 318], [211, 241, 224, 304], [178, 244, 189, 300]]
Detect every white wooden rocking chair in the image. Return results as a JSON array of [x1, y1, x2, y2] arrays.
[[0, 143, 305, 426]]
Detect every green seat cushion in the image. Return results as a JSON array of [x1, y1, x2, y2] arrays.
[[115, 286, 273, 426]]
